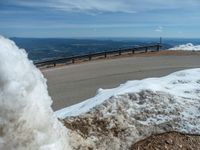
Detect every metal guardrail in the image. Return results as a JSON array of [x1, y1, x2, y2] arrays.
[[34, 44, 162, 68]]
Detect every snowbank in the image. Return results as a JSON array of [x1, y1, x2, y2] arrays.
[[0, 36, 71, 150], [57, 68, 200, 149], [169, 43, 200, 51], [56, 68, 200, 118]]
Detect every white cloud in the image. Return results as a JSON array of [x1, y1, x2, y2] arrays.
[[6, 0, 200, 13], [16, 0, 135, 13], [155, 26, 163, 32]]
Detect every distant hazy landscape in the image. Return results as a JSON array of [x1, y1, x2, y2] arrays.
[[11, 37, 200, 62]]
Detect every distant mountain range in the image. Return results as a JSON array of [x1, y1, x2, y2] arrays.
[[11, 37, 200, 61]]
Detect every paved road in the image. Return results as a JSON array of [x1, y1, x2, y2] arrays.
[[42, 55, 200, 110]]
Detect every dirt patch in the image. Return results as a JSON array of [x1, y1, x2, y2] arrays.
[[131, 132, 200, 150], [63, 116, 124, 138], [138, 50, 200, 56]]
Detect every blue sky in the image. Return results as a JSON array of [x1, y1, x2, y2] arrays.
[[0, 0, 200, 38]]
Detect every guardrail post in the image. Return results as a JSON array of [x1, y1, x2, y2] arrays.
[[89, 55, 92, 61], [119, 50, 121, 55], [104, 52, 107, 58], [72, 58, 75, 64], [157, 44, 160, 51], [145, 47, 148, 53]]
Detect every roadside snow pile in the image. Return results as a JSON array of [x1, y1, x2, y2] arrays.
[[169, 43, 200, 51], [0, 36, 71, 150], [57, 68, 200, 150]]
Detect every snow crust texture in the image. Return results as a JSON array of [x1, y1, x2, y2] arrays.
[[169, 43, 200, 51], [61, 68, 200, 150], [0, 36, 71, 150]]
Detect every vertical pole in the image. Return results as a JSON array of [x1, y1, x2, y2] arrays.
[[145, 47, 148, 53], [157, 44, 160, 51], [119, 50, 121, 55], [89, 55, 92, 61], [72, 58, 75, 64], [160, 37, 162, 51], [104, 51, 107, 58], [160, 37, 162, 44]]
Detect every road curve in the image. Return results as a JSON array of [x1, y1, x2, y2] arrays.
[[42, 55, 200, 111]]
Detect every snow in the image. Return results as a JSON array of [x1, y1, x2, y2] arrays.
[[1, 35, 200, 150], [169, 43, 200, 51], [0, 36, 71, 150], [56, 68, 200, 118], [59, 68, 200, 149]]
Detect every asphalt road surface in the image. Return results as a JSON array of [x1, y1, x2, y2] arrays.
[[42, 55, 200, 110]]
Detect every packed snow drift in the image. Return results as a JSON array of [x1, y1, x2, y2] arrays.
[[57, 68, 200, 149], [0, 36, 71, 150], [169, 43, 200, 51], [1, 36, 200, 150]]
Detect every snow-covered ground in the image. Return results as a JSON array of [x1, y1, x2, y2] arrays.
[[57, 68, 200, 149], [169, 43, 200, 51]]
